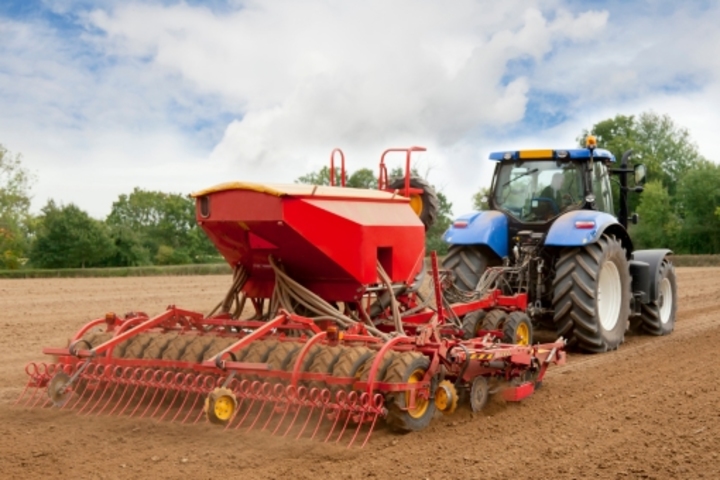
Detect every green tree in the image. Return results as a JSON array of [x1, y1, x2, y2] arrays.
[[425, 192, 453, 255], [0, 144, 34, 268], [106, 188, 214, 264], [631, 181, 678, 249], [580, 112, 704, 198], [675, 160, 720, 253], [472, 186, 491, 210], [30, 201, 114, 268]]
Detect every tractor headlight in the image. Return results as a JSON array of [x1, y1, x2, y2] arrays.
[[556, 150, 568, 159]]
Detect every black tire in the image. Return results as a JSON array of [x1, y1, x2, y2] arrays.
[[179, 336, 216, 363], [265, 341, 300, 371], [481, 309, 507, 331], [461, 310, 487, 339], [121, 333, 156, 359], [161, 335, 195, 361], [283, 344, 321, 373], [640, 259, 677, 336], [442, 245, 501, 291], [357, 351, 398, 382], [142, 333, 178, 359], [204, 337, 246, 362], [330, 347, 373, 393], [502, 311, 533, 345], [306, 346, 343, 390], [384, 352, 435, 433], [552, 234, 631, 353], [388, 176, 439, 231]]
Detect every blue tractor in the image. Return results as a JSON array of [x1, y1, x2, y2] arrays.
[[442, 137, 678, 353]]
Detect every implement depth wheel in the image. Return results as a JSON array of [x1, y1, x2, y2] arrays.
[[385, 352, 435, 433], [205, 387, 237, 425], [503, 312, 533, 345]]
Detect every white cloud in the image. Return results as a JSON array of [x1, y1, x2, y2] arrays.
[[0, 0, 719, 220]]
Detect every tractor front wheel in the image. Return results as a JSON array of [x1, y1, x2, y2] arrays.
[[442, 245, 501, 292], [552, 234, 631, 353]]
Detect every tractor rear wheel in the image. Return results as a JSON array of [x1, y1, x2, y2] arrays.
[[442, 245, 501, 291], [552, 234, 631, 353], [384, 352, 435, 433], [640, 258, 677, 336], [388, 177, 439, 231]]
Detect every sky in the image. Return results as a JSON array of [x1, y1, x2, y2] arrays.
[[1, 0, 719, 219]]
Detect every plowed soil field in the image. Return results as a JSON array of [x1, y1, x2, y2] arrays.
[[1, 268, 719, 479]]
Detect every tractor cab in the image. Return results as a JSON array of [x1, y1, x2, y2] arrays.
[[489, 148, 616, 226]]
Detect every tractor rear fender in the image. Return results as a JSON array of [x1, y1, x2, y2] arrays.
[[544, 210, 633, 257], [631, 249, 673, 303], [442, 211, 508, 259]]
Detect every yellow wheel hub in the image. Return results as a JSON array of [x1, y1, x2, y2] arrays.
[[204, 387, 237, 425], [515, 322, 530, 345], [409, 194, 424, 216], [406, 368, 430, 419], [434, 380, 458, 415]]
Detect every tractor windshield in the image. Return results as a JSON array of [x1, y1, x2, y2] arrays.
[[493, 160, 584, 223]]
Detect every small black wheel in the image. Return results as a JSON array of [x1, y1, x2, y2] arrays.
[[388, 176, 439, 231], [461, 310, 487, 339], [481, 309, 507, 331], [469, 376, 490, 412], [502, 311, 533, 345], [385, 352, 436, 432]]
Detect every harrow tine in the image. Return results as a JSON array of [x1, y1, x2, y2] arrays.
[[262, 383, 287, 432], [17, 363, 40, 406], [224, 380, 249, 430], [108, 368, 136, 416], [128, 369, 157, 417], [234, 381, 263, 431], [293, 388, 318, 440], [85, 367, 117, 416], [323, 390, 347, 443], [116, 371, 144, 417], [170, 374, 196, 422], [359, 394, 385, 449], [158, 374, 186, 422], [270, 384, 295, 435], [141, 371, 174, 418], [278, 385, 305, 437], [182, 376, 212, 424], [334, 391, 358, 445], [77, 366, 108, 414], [310, 389, 332, 441], [96, 366, 125, 416], [247, 382, 274, 432]]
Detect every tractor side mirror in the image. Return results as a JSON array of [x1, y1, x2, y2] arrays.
[[630, 213, 639, 225], [634, 164, 647, 186]]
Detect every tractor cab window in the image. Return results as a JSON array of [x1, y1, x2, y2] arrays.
[[493, 160, 584, 223], [593, 161, 614, 215]]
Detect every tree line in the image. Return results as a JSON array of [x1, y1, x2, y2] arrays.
[[0, 147, 216, 269], [1, 110, 718, 270]]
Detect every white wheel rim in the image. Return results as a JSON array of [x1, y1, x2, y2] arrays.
[[597, 261, 621, 331], [659, 277, 673, 324]]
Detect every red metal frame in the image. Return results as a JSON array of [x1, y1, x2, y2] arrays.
[[329, 148, 346, 187]]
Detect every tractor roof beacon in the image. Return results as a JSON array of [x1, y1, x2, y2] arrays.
[[443, 136, 677, 353]]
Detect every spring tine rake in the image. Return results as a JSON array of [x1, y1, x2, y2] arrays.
[[234, 381, 263, 430], [310, 389, 332, 441], [141, 370, 174, 418]]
